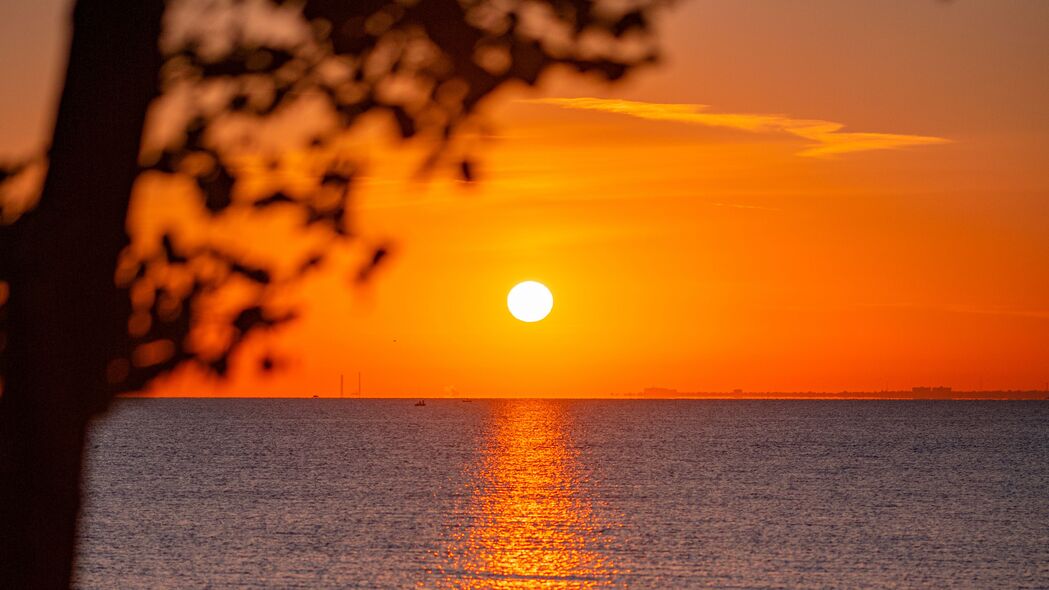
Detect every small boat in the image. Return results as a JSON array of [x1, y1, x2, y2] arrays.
[[461, 399, 473, 403], [414, 400, 426, 407]]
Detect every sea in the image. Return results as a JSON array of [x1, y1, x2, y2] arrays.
[[75, 399, 1049, 589]]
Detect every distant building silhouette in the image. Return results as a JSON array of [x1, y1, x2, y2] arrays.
[[642, 387, 679, 397]]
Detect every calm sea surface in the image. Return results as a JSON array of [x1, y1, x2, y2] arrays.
[[76, 400, 1049, 589]]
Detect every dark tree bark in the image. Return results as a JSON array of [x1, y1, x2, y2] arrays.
[[0, 0, 164, 587]]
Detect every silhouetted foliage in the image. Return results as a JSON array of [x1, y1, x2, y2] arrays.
[[0, 0, 662, 585], [86, 0, 663, 395]]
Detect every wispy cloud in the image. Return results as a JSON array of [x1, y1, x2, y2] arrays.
[[530, 98, 950, 157]]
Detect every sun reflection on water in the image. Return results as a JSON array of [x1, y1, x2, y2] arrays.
[[431, 400, 619, 589]]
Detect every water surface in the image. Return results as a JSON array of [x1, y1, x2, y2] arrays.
[[77, 400, 1049, 588]]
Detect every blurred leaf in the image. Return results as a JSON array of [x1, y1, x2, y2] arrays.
[[160, 233, 187, 264], [253, 192, 296, 208], [198, 161, 234, 213], [230, 262, 271, 284], [459, 159, 474, 182], [612, 11, 647, 37], [391, 106, 416, 139], [356, 244, 391, 283]]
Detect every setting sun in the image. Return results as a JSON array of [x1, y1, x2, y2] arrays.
[[507, 281, 554, 323]]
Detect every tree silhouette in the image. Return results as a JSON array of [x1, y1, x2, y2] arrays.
[[0, 0, 660, 586]]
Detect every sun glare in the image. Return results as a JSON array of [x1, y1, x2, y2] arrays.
[[507, 281, 554, 323]]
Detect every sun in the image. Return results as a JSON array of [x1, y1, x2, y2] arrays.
[[507, 281, 553, 323]]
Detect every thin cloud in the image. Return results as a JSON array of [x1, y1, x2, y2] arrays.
[[531, 97, 950, 157]]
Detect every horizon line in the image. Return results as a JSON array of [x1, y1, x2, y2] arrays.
[[121, 391, 1049, 401]]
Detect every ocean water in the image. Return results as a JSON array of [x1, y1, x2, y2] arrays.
[[76, 399, 1049, 589]]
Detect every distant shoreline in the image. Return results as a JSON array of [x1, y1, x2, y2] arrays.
[[118, 392, 1049, 401]]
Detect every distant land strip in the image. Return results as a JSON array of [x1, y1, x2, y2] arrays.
[[120, 391, 1049, 400]]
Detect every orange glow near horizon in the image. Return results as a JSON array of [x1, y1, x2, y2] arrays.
[[3, 1, 1049, 397]]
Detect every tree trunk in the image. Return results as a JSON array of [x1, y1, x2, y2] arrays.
[[0, 0, 164, 587]]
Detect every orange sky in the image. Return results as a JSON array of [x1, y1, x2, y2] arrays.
[[2, 1, 1048, 396]]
